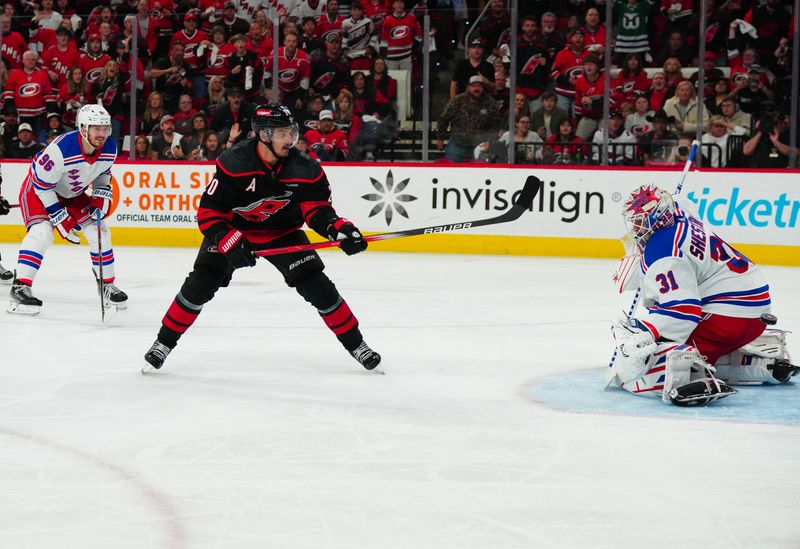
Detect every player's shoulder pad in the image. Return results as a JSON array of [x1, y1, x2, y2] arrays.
[[280, 148, 325, 183], [215, 139, 260, 178], [643, 219, 684, 267]]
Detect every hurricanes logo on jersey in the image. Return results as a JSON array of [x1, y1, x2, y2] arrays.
[[521, 54, 545, 75], [390, 26, 410, 40], [19, 83, 42, 96], [233, 192, 293, 222], [86, 67, 104, 83]]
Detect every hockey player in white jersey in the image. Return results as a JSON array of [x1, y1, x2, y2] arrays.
[[8, 104, 128, 315], [608, 184, 798, 406]]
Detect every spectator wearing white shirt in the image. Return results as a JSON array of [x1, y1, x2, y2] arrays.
[[591, 110, 638, 165], [701, 115, 747, 167]]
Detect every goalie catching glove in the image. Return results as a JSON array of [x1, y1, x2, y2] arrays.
[[327, 218, 367, 255], [48, 207, 82, 244], [89, 188, 114, 219], [217, 229, 257, 268]]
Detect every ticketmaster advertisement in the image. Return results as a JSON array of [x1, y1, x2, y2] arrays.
[[1, 160, 798, 264]]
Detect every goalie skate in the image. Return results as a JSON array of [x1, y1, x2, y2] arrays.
[[7, 280, 42, 315], [668, 377, 738, 407]]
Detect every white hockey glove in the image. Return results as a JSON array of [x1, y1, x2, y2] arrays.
[[613, 321, 657, 383]]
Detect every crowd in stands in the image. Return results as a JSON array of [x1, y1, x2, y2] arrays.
[[438, 0, 797, 168], [0, 0, 796, 168]]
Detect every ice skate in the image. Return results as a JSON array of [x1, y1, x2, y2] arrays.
[[8, 280, 42, 315], [0, 263, 12, 282], [143, 340, 172, 374], [350, 341, 383, 373], [98, 280, 128, 309]]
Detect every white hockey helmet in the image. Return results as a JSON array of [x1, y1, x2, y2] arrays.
[[77, 104, 111, 136], [623, 184, 676, 245]]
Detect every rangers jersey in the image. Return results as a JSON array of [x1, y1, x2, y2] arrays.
[[635, 205, 771, 344], [24, 130, 117, 212], [197, 139, 339, 246]]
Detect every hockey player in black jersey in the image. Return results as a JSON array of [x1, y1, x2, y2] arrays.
[[143, 103, 381, 373]]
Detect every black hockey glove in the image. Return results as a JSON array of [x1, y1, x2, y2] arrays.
[[327, 218, 367, 255], [217, 229, 257, 268], [0, 196, 10, 216]]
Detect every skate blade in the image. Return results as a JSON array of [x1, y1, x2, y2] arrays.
[[371, 364, 386, 375], [141, 362, 159, 375], [7, 302, 41, 315], [101, 303, 119, 323]]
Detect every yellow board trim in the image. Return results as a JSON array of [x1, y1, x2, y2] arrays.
[[0, 226, 797, 266]]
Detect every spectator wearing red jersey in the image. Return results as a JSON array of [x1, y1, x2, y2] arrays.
[[309, 32, 350, 100], [612, 54, 650, 105], [219, 0, 249, 40], [550, 28, 589, 114], [80, 33, 112, 87], [573, 53, 608, 140], [362, 0, 389, 37], [305, 108, 350, 161], [227, 34, 262, 102], [173, 11, 209, 100], [317, 0, 346, 43], [58, 66, 91, 129], [1, 14, 28, 70], [380, 0, 422, 70], [332, 89, 362, 147], [246, 21, 273, 71], [264, 32, 310, 112], [581, 7, 606, 56], [371, 56, 396, 117], [41, 27, 79, 88], [645, 71, 673, 112], [200, 25, 235, 84], [2, 51, 57, 134]]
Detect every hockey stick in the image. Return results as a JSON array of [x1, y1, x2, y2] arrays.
[[604, 141, 700, 389], [254, 175, 544, 258], [95, 208, 107, 322]]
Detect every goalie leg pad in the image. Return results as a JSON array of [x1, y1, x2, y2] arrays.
[[714, 329, 799, 384]]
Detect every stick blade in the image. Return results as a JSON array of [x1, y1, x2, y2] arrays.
[[513, 176, 543, 209]]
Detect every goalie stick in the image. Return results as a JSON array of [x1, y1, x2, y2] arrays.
[[604, 141, 700, 389], [254, 175, 544, 258]]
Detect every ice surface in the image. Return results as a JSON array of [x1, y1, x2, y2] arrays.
[[1, 246, 798, 549]]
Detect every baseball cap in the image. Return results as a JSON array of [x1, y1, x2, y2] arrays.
[[184, 12, 198, 21], [326, 32, 342, 42], [469, 38, 483, 47], [704, 51, 717, 61], [468, 75, 484, 85], [225, 85, 245, 96], [319, 109, 334, 120], [160, 114, 175, 125], [88, 32, 102, 42], [47, 112, 61, 119], [568, 28, 584, 38], [18, 123, 33, 133], [748, 64, 764, 73], [609, 110, 623, 119], [224, 0, 236, 8]]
